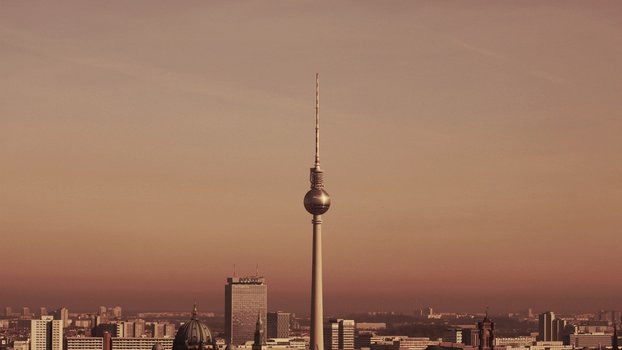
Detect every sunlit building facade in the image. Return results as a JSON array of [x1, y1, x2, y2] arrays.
[[225, 276, 267, 345]]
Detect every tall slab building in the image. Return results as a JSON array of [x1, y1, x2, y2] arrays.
[[31, 316, 63, 350], [225, 276, 267, 345]]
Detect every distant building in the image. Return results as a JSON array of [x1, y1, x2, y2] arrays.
[[75, 319, 93, 328], [494, 337, 535, 347], [112, 338, 173, 350], [538, 313, 554, 342], [524, 341, 573, 350], [112, 307, 123, 319], [267, 312, 290, 339], [568, 333, 612, 349], [552, 320, 566, 342], [31, 316, 63, 350], [355, 323, 386, 331], [225, 276, 267, 345], [13, 341, 29, 350], [325, 319, 355, 350], [165, 323, 175, 338], [355, 335, 436, 350], [66, 337, 104, 350], [22, 307, 31, 319], [132, 320, 145, 337], [444, 329, 463, 344], [151, 323, 165, 338], [463, 329, 480, 347], [55, 308, 70, 328]]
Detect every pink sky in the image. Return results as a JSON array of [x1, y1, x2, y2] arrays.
[[1, 1, 621, 314]]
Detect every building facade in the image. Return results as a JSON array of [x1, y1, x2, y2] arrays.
[[538, 313, 554, 342], [267, 312, 290, 339], [324, 320, 354, 350], [225, 276, 267, 345], [31, 316, 63, 350], [66, 337, 104, 350]]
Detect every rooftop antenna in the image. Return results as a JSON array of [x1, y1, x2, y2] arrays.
[[256, 263, 259, 277], [315, 73, 320, 169], [233, 264, 236, 277]]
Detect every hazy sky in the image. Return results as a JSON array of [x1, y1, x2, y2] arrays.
[[1, 1, 621, 315]]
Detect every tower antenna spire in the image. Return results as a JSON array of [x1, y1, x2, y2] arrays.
[[315, 73, 320, 169]]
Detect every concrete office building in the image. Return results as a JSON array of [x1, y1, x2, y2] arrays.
[[225, 276, 267, 345], [267, 312, 291, 339]]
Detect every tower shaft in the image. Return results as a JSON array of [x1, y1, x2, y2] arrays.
[[310, 214, 324, 350]]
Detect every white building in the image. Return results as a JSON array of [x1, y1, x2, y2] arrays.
[[31, 316, 63, 350]]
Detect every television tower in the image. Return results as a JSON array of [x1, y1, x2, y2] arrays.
[[304, 73, 331, 350]]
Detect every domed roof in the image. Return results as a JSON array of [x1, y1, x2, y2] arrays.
[[173, 305, 213, 350], [152, 343, 164, 350]]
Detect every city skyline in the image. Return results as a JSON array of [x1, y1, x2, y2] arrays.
[[2, 0, 622, 315]]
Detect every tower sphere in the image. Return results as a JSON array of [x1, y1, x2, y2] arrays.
[[304, 188, 331, 215]]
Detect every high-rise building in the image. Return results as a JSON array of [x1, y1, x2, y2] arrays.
[[4, 307, 12, 318], [538, 312, 555, 342], [267, 312, 291, 339], [39, 307, 48, 318], [132, 320, 145, 338], [123, 322, 135, 338], [552, 319, 567, 342], [325, 322, 339, 350], [225, 276, 267, 345], [324, 320, 354, 350], [303, 73, 331, 350], [55, 307, 70, 328], [164, 323, 175, 338], [22, 307, 31, 319], [112, 307, 123, 320], [477, 313, 494, 350], [151, 323, 165, 338], [31, 316, 63, 350]]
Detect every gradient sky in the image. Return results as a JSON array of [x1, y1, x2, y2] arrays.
[[1, 1, 621, 315]]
